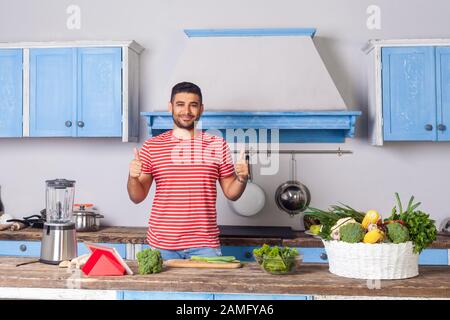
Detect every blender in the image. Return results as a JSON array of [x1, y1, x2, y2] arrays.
[[39, 179, 78, 264]]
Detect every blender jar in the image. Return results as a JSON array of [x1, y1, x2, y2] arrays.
[[45, 179, 76, 224]]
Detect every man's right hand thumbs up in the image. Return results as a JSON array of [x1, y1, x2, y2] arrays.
[[129, 147, 142, 178]]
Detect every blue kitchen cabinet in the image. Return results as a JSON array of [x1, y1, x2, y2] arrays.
[[214, 293, 312, 300], [381, 46, 437, 141], [0, 41, 143, 141], [77, 48, 122, 137], [29, 48, 77, 137], [0, 49, 23, 137], [29, 47, 122, 137], [436, 47, 450, 141], [119, 291, 214, 300], [117, 291, 311, 300], [418, 248, 449, 265], [369, 43, 450, 144]]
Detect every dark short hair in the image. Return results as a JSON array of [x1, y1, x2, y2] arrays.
[[170, 82, 202, 104]]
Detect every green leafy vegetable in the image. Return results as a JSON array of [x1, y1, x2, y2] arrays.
[[304, 204, 365, 240], [253, 244, 299, 273], [136, 248, 163, 274], [190, 256, 238, 263], [386, 193, 437, 254]]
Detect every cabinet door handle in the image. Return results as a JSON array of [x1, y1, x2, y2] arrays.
[[244, 251, 252, 259], [19, 244, 27, 252], [438, 124, 447, 131], [424, 124, 433, 131], [320, 253, 328, 260], [65, 120, 72, 128], [77, 121, 85, 128]]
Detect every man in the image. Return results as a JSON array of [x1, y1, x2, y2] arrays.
[[127, 82, 249, 260]]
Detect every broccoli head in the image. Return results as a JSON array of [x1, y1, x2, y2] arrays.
[[136, 248, 163, 274], [386, 222, 410, 244], [340, 223, 365, 243]]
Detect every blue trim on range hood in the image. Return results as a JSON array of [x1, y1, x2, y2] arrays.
[[184, 28, 317, 38], [141, 111, 362, 143]]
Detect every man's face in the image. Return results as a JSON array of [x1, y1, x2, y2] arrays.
[[169, 92, 203, 130]]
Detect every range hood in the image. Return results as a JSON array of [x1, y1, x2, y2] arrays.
[[142, 28, 361, 143]]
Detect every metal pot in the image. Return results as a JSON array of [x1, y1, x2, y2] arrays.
[[275, 154, 311, 216], [73, 210, 104, 232]]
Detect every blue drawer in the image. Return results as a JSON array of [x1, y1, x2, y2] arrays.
[[296, 247, 328, 263], [120, 291, 214, 300], [0, 240, 127, 259], [419, 249, 448, 265], [221, 246, 258, 261], [0, 240, 41, 257], [77, 242, 127, 258]]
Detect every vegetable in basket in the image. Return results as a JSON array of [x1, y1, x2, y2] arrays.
[[304, 204, 365, 240], [339, 223, 365, 243], [386, 222, 410, 244], [386, 193, 437, 253], [363, 228, 385, 244]]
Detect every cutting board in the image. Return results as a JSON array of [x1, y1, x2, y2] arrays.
[[164, 259, 242, 269]]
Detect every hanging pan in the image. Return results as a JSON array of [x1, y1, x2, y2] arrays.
[[229, 155, 266, 217], [275, 154, 311, 216]]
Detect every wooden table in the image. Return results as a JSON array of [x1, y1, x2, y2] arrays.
[[0, 257, 449, 299]]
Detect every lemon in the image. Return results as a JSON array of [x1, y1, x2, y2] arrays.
[[309, 225, 322, 235]]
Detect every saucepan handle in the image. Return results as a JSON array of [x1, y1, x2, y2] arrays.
[[245, 154, 252, 181]]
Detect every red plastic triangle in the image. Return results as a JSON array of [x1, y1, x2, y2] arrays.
[[82, 249, 126, 276]]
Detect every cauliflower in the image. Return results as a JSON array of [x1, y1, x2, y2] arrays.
[[136, 248, 163, 274], [339, 223, 365, 243], [330, 217, 357, 240], [386, 222, 410, 244]]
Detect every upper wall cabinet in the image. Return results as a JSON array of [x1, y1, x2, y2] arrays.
[[366, 40, 450, 145], [0, 49, 23, 137], [0, 41, 144, 142]]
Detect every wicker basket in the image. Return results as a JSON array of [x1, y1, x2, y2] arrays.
[[322, 240, 419, 279]]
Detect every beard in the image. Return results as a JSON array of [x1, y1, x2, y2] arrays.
[[172, 113, 199, 130]]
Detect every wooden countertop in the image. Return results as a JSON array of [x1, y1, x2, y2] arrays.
[[0, 226, 449, 248], [1, 257, 449, 298]]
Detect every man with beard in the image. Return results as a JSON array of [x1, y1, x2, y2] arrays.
[[127, 82, 249, 260]]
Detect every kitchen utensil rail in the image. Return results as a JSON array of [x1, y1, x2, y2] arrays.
[[232, 147, 352, 156]]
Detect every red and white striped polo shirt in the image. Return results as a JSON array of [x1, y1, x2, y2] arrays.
[[139, 129, 235, 250]]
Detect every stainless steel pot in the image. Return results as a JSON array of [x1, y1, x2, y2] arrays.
[[275, 154, 311, 216], [73, 211, 104, 232]]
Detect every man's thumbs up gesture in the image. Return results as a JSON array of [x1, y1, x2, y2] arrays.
[[129, 147, 142, 178], [235, 148, 249, 183]]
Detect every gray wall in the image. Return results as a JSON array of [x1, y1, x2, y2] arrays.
[[0, 0, 449, 230]]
